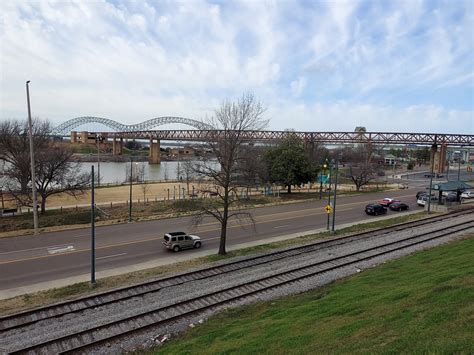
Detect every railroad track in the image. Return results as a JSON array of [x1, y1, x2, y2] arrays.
[[1, 208, 473, 334], [4, 216, 474, 354]]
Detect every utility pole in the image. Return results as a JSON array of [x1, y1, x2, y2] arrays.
[[26, 81, 39, 235], [427, 152, 435, 214], [457, 150, 462, 181], [129, 157, 133, 222], [91, 165, 96, 286], [331, 160, 339, 232], [326, 161, 332, 231], [96, 134, 101, 187]]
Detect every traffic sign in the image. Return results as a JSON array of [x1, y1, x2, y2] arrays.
[[325, 204, 332, 214]]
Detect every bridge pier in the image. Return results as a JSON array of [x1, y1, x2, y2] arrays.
[[149, 139, 161, 164], [429, 144, 448, 174], [70, 131, 78, 143], [112, 137, 123, 155]]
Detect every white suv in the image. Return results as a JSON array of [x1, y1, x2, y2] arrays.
[[461, 191, 474, 199], [417, 195, 438, 206], [163, 232, 202, 252]]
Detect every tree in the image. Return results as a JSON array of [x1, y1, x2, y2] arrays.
[[0, 119, 50, 193], [193, 93, 268, 255], [34, 146, 90, 212], [0, 119, 89, 213], [177, 159, 195, 194], [344, 144, 376, 191], [264, 134, 317, 193]]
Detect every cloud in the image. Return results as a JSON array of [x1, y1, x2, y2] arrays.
[[0, 0, 472, 134]]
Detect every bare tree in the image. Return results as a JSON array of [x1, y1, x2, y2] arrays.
[[0, 119, 50, 193], [193, 93, 268, 255], [34, 146, 90, 213], [124, 162, 146, 183], [141, 182, 150, 204], [344, 144, 376, 191], [0, 119, 89, 213], [178, 159, 195, 194]]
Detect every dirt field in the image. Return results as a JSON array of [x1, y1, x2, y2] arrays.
[[2, 180, 396, 211]]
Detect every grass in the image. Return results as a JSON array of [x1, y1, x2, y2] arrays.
[[0, 212, 429, 315], [155, 235, 474, 354]]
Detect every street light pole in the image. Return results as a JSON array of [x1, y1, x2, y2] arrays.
[[331, 160, 339, 233], [326, 161, 332, 231], [96, 134, 101, 187], [129, 157, 133, 222], [457, 150, 462, 181], [91, 165, 96, 286], [26, 81, 39, 235]]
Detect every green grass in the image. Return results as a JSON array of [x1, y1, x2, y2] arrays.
[[156, 236, 474, 354]]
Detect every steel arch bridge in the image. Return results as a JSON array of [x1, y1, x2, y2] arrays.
[[52, 116, 214, 135]]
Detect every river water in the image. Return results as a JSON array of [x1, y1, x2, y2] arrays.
[[77, 161, 183, 184]]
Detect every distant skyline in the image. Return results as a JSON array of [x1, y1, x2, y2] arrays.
[[1, 0, 473, 133]]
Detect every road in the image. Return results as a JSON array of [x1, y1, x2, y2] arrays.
[[0, 188, 428, 291]]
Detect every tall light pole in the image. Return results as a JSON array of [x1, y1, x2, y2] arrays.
[[457, 149, 462, 181], [26, 81, 39, 234], [331, 160, 339, 233], [326, 161, 332, 231], [90, 165, 96, 286], [129, 157, 133, 222], [96, 134, 101, 187]]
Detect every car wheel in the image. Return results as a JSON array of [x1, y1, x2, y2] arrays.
[[194, 241, 201, 249], [173, 245, 180, 252]]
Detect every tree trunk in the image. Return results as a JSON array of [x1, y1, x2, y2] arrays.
[[287, 185, 291, 194], [40, 195, 46, 214], [219, 190, 229, 255], [218, 218, 227, 255]]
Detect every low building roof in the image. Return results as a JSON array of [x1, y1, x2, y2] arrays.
[[432, 181, 473, 191]]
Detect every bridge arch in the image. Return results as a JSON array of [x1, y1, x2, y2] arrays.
[[52, 116, 214, 135]]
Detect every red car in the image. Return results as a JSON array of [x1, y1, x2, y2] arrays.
[[378, 198, 400, 206]]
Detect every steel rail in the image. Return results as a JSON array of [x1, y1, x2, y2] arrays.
[[1, 208, 473, 332], [8, 220, 474, 354]]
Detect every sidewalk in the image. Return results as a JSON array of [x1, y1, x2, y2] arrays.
[[0, 210, 422, 300]]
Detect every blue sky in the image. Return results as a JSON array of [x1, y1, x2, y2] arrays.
[[1, 0, 473, 133]]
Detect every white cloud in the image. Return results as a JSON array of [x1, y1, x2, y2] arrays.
[[290, 76, 307, 97], [0, 0, 472, 134]]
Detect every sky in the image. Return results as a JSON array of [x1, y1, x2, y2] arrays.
[[1, 0, 473, 134]]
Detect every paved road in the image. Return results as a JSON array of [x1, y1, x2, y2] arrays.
[[0, 188, 427, 291]]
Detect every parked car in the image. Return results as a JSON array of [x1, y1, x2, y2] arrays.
[[388, 202, 409, 211], [445, 192, 458, 202], [365, 203, 387, 216], [417, 195, 438, 206], [378, 198, 400, 206], [424, 173, 443, 178], [416, 191, 427, 199], [461, 191, 474, 199], [163, 231, 202, 252]]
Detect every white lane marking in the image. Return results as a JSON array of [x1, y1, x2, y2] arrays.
[[274, 225, 291, 229], [97, 253, 127, 260], [47, 245, 75, 254]]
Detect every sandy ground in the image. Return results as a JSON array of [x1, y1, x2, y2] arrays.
[[1, 180, 400, 210]]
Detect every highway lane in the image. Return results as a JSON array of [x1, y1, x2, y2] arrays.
[[0, 189, 422, 290]]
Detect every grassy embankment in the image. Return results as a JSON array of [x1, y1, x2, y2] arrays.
[[0, 212, 428, 315], [156, 235, 474, 354]]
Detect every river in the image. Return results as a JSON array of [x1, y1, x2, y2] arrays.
[[77, 161, 184, 184]]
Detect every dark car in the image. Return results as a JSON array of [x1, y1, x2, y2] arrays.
[[388, 202, 409, 211], [445, 192, 458, 202], [416, 191, 427, 199], [365, 203, 387, 216]]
